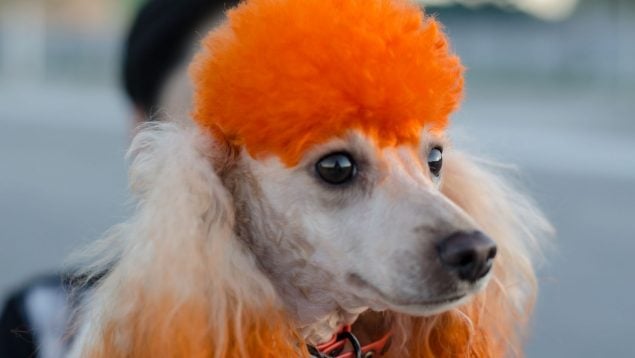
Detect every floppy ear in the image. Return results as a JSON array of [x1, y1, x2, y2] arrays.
[[67, 123, 306, 358], [390, 150, 552, 357]]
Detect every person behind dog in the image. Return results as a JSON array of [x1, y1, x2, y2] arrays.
[[0, 1, 237, 356]]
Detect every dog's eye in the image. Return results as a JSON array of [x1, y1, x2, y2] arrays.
[[316, 152, 356, 185], [427, 147, 443, 177]]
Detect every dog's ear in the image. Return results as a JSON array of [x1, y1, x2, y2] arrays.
[[68, 123, 305, 358], [390, 150, 552, 357]]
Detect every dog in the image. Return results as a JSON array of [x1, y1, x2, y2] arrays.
[[68, 0, 551, 356]]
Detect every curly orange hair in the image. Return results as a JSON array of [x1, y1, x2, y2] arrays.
[[191, 0, 463, 166]]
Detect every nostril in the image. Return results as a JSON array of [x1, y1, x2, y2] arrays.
[[457, 251, 475, 267], [487, 246, 497, 261], [436, 231, 497, 282]]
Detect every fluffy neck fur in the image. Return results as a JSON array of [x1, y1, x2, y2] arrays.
[[68, 124, 549, 357]]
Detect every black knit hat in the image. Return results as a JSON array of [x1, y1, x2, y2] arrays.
[[123, 0, 240, 112]]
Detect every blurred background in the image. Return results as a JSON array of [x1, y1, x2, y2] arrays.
[[0, 0, 633, 356]]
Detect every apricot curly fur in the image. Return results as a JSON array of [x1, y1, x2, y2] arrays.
[[191, 0, 464, 166]]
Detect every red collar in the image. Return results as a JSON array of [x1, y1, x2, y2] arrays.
[[309, 325, 392, 358]]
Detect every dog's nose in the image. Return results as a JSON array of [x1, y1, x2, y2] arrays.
[[436, 231, 497, 282]]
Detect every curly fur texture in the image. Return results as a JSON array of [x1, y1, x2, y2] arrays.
[[191, 0, 463, 166], [68, 0, 551, 357]]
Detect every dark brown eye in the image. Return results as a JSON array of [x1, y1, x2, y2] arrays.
[[428, 147, 443, 177], [316, 152, 356, 184]]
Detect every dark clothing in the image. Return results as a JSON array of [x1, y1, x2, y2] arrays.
[[123, 0, 241, 112], [0, 275, 67, 358], [0, 286, 36, 357]]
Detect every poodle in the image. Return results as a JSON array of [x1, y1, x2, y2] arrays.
[[68, 0, 551, 356]]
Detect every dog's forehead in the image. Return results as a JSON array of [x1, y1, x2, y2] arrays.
[[191, 0, 463, 167]]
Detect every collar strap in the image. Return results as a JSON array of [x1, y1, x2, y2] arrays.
[[308, 325, 393, 358]]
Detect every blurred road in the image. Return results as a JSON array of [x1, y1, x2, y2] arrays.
[[0, 83, 130, 295], [1, 80, 634, 356]]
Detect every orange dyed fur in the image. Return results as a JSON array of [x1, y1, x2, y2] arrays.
[[85, 292, 307, 358], [191, 0, 463, 166]]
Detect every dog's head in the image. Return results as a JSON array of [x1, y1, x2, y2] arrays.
[[191, 0, 494, 322], [69, 2, 549, 356]]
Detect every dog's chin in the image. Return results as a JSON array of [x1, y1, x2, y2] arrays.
[[383, 293, 471, 316], [346, 271, 492, 317], [391, 276, 494, 316], [364, 275, 492, 317]]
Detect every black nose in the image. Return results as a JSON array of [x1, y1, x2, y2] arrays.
[[436, 231, 497, 282]]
